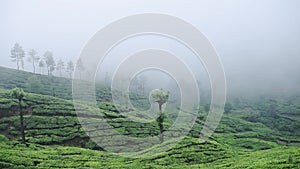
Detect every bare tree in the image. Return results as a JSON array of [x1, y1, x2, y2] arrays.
[[10, 43, 25, 70], [27, 49, 40, 74]]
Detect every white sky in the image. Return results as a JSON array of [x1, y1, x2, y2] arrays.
[[0, 0, 300, 94]]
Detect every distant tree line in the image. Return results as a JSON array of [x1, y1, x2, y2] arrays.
[[10, 43, 80, 79]]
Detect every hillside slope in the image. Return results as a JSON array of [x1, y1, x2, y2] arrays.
[[0, 66, 111, 102], [0, 66, 299, 168]]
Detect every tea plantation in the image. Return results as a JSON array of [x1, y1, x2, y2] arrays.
[[0, 67, 299, 168]]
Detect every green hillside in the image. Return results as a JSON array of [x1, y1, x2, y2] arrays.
[[0, 66, 111, 102], [0, 66, 299, 168]]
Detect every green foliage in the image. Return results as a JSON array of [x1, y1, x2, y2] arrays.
[[0, 66, 111, 102], [10, 87, 25, 102], [0, 134, 298, 168], [151, 89, 170, 105], [0, 67, 300, 168], [224, 103, 233, 113], [25, 76, 42, 93]]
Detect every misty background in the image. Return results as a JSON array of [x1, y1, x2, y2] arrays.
[[1, 0, 300, 99]]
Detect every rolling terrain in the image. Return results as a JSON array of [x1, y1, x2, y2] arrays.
[[0, 66, 299, 168]]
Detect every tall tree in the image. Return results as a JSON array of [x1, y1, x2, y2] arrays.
[[151, 89, 169, 143], [10, 43, 25, 70], [66, 60, 74, 79], [43, 51, 56, 96], [43, 51, 56, 75], [10, 88, 26, 145], [27, 49, 40, 74], [76, 59, 85, 80], [38, 59, 45, 74], [56, 59, 65, 77]]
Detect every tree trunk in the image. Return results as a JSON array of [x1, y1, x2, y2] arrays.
[[17, 59, 20, 70], [158, 103, 164, 143], [51, 75, 55, 97], [33, 60, 35, 74], [47, 66, 50, 76], [19, 100, 26, 144]]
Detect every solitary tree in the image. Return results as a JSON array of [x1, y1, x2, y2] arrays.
[[27, 49, 40, 74], [66, 60, 74, 79], [56, 59, 65, 77], [43, 51, 56, 76], [10, 43, 25, 70], [10, 88, 26, 144], [151, 89, 169, 143]]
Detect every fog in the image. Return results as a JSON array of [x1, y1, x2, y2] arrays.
[[1, 0, 300, 98]]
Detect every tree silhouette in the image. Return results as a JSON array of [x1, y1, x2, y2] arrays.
[[10, 88, 26, 145], [151, 89, 169, 143], [10, 43, 25, 70], [27, 49, 40, 74]]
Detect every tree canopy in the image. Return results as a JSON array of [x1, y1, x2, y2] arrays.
[[151, 89, 170, 106], [10, 87, 25, 102], [10, 43, 25, 70]]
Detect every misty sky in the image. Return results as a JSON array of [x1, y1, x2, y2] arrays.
[[1, 0, 300, 95]]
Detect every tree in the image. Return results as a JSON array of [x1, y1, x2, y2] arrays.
[[27, 49, 40, 74], [56, 59, 65, 77], [10, 43, 25, 70], [10, 88, 26, 145], [151, 89, 169, 143], [66, 60, 74, 79], [43, 51, 56, 96], [38, 59, 45, 74], [76, 59, 85, 79], [43, 51, 56, 76]]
